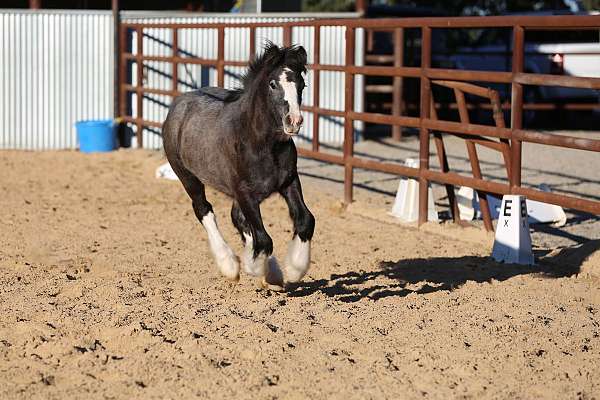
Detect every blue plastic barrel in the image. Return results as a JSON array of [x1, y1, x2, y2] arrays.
[[75, 120, 117, 153]]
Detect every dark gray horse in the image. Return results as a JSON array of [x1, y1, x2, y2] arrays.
[[162, 43, 314, 289]]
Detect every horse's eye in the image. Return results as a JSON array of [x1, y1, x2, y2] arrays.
[[269, 80, 278, 90]]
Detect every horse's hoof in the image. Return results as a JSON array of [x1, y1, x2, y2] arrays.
[[261, 277, 285, 292], [218, 254, 241, 281], [283, 236, 311, 283], [225, 271, 240, 282], [263, 256, 284, 288], [243, 252, 268, 277], [222, 270, 240, 282]]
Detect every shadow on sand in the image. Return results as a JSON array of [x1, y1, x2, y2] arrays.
[[287, 240, 600, 303]]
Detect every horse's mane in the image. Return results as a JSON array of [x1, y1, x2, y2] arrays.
[[224, 41, 307, 102]]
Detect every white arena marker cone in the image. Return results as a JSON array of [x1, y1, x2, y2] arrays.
[[390, 158, 438, 223], [491, 195, 534, 265]]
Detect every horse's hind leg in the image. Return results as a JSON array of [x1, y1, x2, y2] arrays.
[[175, 168, 240, 281], [231, 202, 283, 288]]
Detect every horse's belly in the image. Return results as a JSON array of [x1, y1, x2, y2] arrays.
[[179, 142, 233, 195]]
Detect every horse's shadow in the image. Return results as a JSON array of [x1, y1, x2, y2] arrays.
[[287, 240, 600, 302]]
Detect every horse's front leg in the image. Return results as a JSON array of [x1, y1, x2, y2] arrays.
[[280, 173, 315, 283], [234, 192, 284, 288]]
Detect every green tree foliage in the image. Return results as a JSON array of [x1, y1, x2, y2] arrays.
[[581, 0, 600, 10], [303, 0, 600, 14], [302, 0, 355, 12], [391, 0, 598, 15]]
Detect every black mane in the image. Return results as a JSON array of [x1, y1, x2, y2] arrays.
[[224, 42, 307, 102], [246, 41, 308, 82]]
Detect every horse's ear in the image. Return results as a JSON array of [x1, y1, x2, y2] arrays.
[[262, 41, 284, 67], [284, 45, 307, 73], [295, 46, 307, 66]]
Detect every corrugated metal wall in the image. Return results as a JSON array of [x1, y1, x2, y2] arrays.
[[0, 10, 362, 150], [0, 10, 114, 150], [123, 11, 364, 149]]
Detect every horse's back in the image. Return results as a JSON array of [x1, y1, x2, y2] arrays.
[[164, 88, 231, 137], [167, 87, 239, 111], [196, 87, 241, 102]]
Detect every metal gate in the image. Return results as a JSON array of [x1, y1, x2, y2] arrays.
[[118, 15, 600, 227]]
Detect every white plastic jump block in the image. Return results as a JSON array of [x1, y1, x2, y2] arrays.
[[457, 185, 566, 226], [491, 195, 535, 265], [390, 158, 438, 222], [155, 162, 179, 180], [456, 186, 478, 221]]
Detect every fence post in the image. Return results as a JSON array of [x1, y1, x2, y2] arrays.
[[312, 26, 320, 152], [112, 0, 120, 120], [136, 27, 144, 148], [367, 28, 374, 52], [510, 26, 524, 192], [454, 88, 494, 231], [392, 27, 404, 141], [249, 27, 256, 59], [283, 25, 292, 47], [418, 26, 432, 226], [118, 25, 127, 120], [217, 27, 225, 87], [344, 26, 356, 205], [172, 28, 178, 97]]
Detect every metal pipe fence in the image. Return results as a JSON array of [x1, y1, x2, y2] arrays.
[[118, 15, 600, 226]]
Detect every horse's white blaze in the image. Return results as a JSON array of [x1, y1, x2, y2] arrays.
[[279, 67, 301, 125], [283, 235, 311, 282], [242, 232, 267, 277], [202, 212, 239, 280]]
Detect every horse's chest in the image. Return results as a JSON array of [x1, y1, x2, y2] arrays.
[[249, 161, 287, 194], [235, 140, 296, 199], [240, 154, 291, 196]]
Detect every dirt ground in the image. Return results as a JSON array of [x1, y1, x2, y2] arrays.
[[1, 149, 599, 399]]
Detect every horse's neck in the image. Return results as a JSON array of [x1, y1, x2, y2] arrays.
[[239, 86, 276, 140]]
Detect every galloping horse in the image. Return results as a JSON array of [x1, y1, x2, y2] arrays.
[[162, 42, 314, 289]]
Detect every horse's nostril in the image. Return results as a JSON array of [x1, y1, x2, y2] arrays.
[[284, 114, 293, 126], [297, 114, 304, 126]]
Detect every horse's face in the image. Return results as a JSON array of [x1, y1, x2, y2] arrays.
[[269, 66, 305, 136]]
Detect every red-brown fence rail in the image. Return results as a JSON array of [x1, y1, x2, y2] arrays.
[[118, 15, 600, 228]]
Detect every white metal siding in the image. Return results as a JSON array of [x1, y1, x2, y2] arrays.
[[0, 10, 114, 150], [0, 10, 362, 150]]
